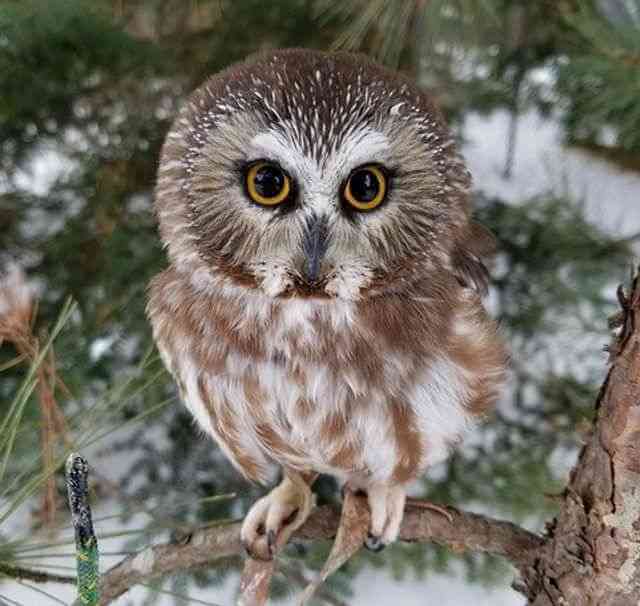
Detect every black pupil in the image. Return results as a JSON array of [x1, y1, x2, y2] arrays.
[[254, 165, 285, 198], [350, 170, 380, 202]]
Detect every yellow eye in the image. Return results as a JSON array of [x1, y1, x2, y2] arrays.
[[343, 165, 387, 211], [245, 162, 291, 206]]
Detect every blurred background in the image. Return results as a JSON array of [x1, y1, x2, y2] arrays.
[[1, 1, 640, 604]]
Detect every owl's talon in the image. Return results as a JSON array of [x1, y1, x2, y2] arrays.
[[364, 533, 386, 552], [283, 507, 299, 526], [267, 529, 277, 555], [366, 484, 407, 546], [242, 538, 272, 562], [241, 474, 315, 561]]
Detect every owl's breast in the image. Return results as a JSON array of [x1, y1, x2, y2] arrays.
[[149, 272, 506, 486]]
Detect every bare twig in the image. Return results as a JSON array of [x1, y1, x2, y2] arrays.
[[280, 563, 349, 606], [0, 562, 74, 585], [297, 488, 370, 605]]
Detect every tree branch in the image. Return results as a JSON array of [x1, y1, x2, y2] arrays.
[[522, 267, 640, 604], [84, 502, 542, 605], [0, 562, 75, 585]]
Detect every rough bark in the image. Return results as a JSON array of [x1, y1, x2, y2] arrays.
[[520, 273, 640, 604]]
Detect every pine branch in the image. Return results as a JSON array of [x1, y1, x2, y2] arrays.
[[0, 562, 75, 585], [75, 503, 542, 606]]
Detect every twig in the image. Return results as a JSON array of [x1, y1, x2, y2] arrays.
[[0, 562, 74, 585], [297, 488, 369, 605]]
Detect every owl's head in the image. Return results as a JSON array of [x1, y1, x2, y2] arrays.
[[155, 49, 488, 301]]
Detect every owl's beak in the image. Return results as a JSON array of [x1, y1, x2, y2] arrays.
[[302, 213, 329, 284]]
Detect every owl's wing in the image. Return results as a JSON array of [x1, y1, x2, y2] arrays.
[[452, 221, 495, 296]]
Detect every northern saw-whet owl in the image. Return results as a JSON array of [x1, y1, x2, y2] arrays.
[[148, 49, 507, 559]]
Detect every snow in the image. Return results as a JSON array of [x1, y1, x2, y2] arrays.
[[463, 109, 640, 244]]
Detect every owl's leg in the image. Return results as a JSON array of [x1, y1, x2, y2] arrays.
[[241, 471, 316, 561], [364, 484, 407, 552]]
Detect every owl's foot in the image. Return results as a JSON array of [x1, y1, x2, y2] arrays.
[[363, 492, 455, 552], [241, 473, 316, 561], [363, 484, 407, 552]]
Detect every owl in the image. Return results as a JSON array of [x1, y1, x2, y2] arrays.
[[147, 48, 507, 560]]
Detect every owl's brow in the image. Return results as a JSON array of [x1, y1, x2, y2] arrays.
[[248, 128, 391, 179]]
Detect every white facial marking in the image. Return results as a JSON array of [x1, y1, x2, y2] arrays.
[[325, 265, 373, 301], [250, 261, 293, 298], [249, 127, 391, 215]]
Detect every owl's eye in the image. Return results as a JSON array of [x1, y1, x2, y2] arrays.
[[245, 162, 291, 206], [343, 165, 387, 211]]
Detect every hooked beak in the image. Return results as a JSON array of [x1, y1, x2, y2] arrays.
[[302, 213, 329, 284]]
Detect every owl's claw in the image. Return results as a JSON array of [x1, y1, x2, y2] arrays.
[[266, 529, 277, 555], [359, 488, 454, 552], [365, 484, 407, 549], [241, 474, 315, 561], [364, 532, 386, 553]]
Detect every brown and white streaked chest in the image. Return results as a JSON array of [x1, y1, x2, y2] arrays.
[[148, 270, 506, 486]]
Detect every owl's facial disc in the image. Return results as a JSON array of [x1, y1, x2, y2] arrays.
[[234, 127, 396, 300], [254, 165, 389, 291], [157, 50, 472, 302]]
